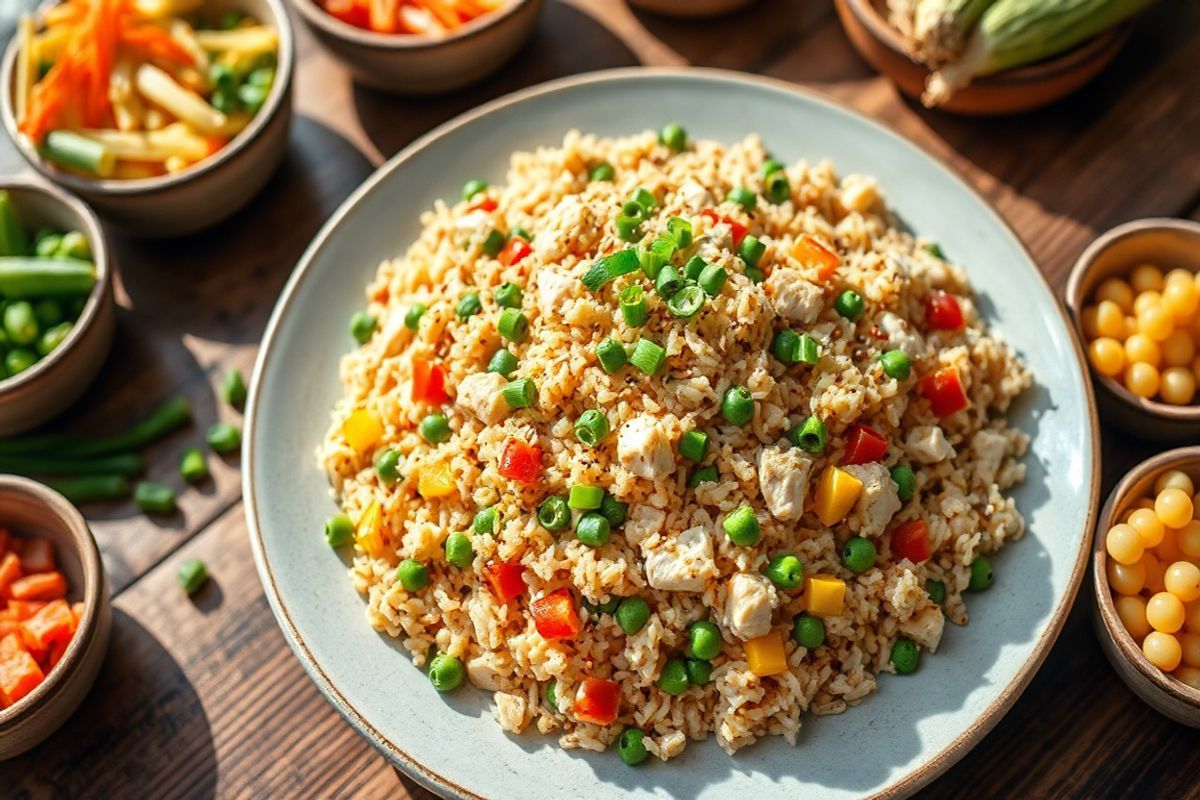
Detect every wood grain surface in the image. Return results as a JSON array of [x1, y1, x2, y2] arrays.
[[3, 0, 1200, 797]]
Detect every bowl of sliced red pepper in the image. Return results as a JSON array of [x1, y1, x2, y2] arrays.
[[0, 475, 111, 760]]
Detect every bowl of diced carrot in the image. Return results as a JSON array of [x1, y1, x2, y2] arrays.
[[0, 475, 111, 760], [288, 0, 542, 95], [0, 0, 295, 236], [1094, 448, 1200, 727], [1065, 217, 1200, 441]]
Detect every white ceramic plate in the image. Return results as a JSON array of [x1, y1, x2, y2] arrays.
[[246, 68, 1099, 800]]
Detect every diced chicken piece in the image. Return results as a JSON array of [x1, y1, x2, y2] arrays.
[[970, 429, 1008, 487], [536, 268, 576, 310], [533, 196, 592, 261], [756, 446, 813, 521], [722, 572, 778, 640], [466, 652, 507, 691], [840, 175, 879, 214], [697, 229, 732, 263], [624, 504, 666, 548], [643, 525, 717, 593], [898, 604, 945, 653], [676, 179, 711, 212], [877, 311, 925, 360], [843, 462, 902, 538], [494, 691, 530, 733], [906, 425, 954, 464], [618, 415, 675, 480], [765, 268, 824, 325], [456, 372, 508, 425], [454, 209, 493, 242]]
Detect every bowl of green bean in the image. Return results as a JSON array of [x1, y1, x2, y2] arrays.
[[0, 180, 115, 436]]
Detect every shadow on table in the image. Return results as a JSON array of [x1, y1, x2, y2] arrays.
[[352, 1, 639, 159], [0, 609, 217, 798]]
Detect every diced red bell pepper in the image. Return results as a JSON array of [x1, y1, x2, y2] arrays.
[[412, 358, 449, 405], [919, 367, 968, 416], [322, 0, 369, 28], [573, 677, 621, 725], [890, 519, 932, 564], [498, 237, 532, 267], [792, 234, 841, 282], [700, 209, 747, 248], [484, 560, 526, 601], [466, 196, 498, 213], [925, 293, 964, 331], [842, 423, 889, 465], [530, 588, 581, 641], [498, 439, 541, 484], [20, 599, 75, 652]]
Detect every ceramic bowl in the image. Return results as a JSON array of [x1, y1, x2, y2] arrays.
[[0, 180, 115, 436], [627, 0, 758, 18], [1092, 447, 1200, 727], [834, 0, 1132, 115], [0, 476, 112, 760], [288, 0, 541, 95], [0, 0, 295, 237], [1064, 218, 1200, 441]]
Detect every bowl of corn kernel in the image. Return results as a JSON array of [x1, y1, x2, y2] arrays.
[[1066, 218, 1200, 440], [1094, 448, 1200, 727]]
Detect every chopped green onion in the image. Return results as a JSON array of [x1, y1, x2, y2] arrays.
[[488, 348, 518, 377], [461, 179, 487, 201], [925, 242, 945, 259], [764, 171, 790, 204], [622, 200, 647, 219], [473, 505, 498, 535], [772, 330, 801, 364], [926, 579, 945, 605], [568, 484, 605, 510], [688, 464, 718, 488], [596, 338, 628, 373], [456, 292, 482, 318], [497, 308, 528, 342], [667, 217, 693, 248], [616, 216, 643, 243], [679, 430, 708, 463], [600, 493, 628, 527], [698, 264, 728, 296], [639, 237, 677, 280], [511, 227, 531, 241], [575, 513, 611, 548], [762, 158, 784, 176], [502, 377, 537, 409], [728, 187, 757, 212], [590, 162, 614, 181], [789, 416, 827, 453], [880, 349, 911, 380], [575, 409, 610, 445], [720, 386, 754, 426], [667, 284, 705, 319], [41, 131, 115, 177], [654, 264, 683, 298], [683, 255, 707, 281], [739, 234, 766, 268], [745, 266, 765, 284], [537, 496, 570, 532], [619, 284, 648, 327], [723, 504, 760, 546], [584, 248, 641, 291], [482, 230, 506, 257], [797, 334, 820, 365], [404, 304, 426, 330], [494, 283, 523, 309], [632, 188, 658, 213], [630, 339, 666, 374], [659, 123, 686, 152], [834, 290, 865, 321], [419, 413, 451, 443]]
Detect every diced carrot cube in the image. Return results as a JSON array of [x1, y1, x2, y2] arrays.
[[0, 633, 43, 708], [71, 602, 85, 626], [44, 638, 68, 670], [7, 600, 47, 620], [10, 572, 67, 601], [19, 539, 55, 574], [0, 553, 21, 597], [21, 599, 75, 651]]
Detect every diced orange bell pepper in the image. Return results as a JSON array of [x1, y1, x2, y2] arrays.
[[9, 572, 66, 601], [355, 501, 387, 559], [530, 588, 581, 641], [19, 539, 54, 574], [803, 575, 846, 617], [21, 599, 75, 652], [574, 677, 621, 725], [342, 408, 385, 457], [412, 358, 450, 405], [744, 631, 788, 677], [813, 466, 863, 526], [0, 633, 44, 708], [792, 234, 840, 281], [417, 460, 456, 499]]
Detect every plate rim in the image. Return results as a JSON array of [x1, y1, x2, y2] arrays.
[[243, 65, 1101, 800]]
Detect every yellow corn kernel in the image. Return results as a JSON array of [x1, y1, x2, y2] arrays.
[[813, 466, 863, 526], [804, 575, 847, 617], [418, 460, 456, 499], [744, 631, 788, 677], [342, 407, 384, 456], [355, 500, 386, 558]]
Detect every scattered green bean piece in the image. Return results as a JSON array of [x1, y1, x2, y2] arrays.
[[135, 481, 177, 515], [789, 416, 827, 453], [728, 187, 756, 212], [180, 447, 208, 484], [222, 368, 248, 409], [178, 558, 208, 595], [49, 475, 130, 505], [723, 504, 760, 546], [720, 386, 754, 425], [575, 513, 610, 548], [766, 554, 804, 589], [487, 348, 519, 378], [206, 422, 241, 455], [456, 292, 482, 318], [537, 496, 570, 532], [493, 283, 523, 309]]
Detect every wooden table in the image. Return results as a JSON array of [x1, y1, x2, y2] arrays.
[[3, 1, 1200, 796]]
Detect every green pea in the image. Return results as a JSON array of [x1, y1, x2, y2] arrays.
[[616, 597, 651, 635], [792, 613, 825, 649], [618, 728, 649, 766], [177, 558, 208, 595], [396, 558, 429, 592], [727, 187, 757, 212], [206, 422, 241, 455], [36, 322, 72, 356], [890, 465, 916, 502], [720, 385, 755, 426], [473, 505, 498, 535], [428, 652, 465, 692], [722, 504, 760, 546], [599, 493, 628, 528], [686, 658, 713, 685], [589, 162, 615, 182], [56, 230, 90, 260], [841, 537, 876, 574], [968, 556, 993, 591], [349, 310, 376, 343], [4, 348, 36, 376], [879, 349, 910, 380], [658, 657, 689, 695], [460, 179, 488, 202], [404, 304, 426, 330], [34, 232, 63, 257], [32, 299, 63, 328], [179, 447, 208, 484], [659, 122, 686, 152], [575, 512, 610, 548], [687, 620, 722, 660], [4, 301, 38, 346], [456, 292, 482, 318], [833, 290, 865, 321], [375, 449, 401, 484], [926, 579, 946, 605], [419, 412, 451, 444], [765, 554, 804, 589], [537, 496, 570, 532], [222, 369, 247, 409], [890, 637, 920, 674], [444, 532, 473, 568], [324, 513, 354, 547], [545, 679, 558, 711]]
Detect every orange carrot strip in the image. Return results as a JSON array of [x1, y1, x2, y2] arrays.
[[368, 0, 400, 33], [0, 633, 43, 708], [412, 0, 460, 29], [18, 539, 54, 574], [7, 600, 48, 620], [0, 553, 21, 598], [9, 572, 67, 602]]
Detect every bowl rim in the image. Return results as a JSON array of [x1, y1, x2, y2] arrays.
[[287, 0, 533, 52], [841, 0, 1131, 85], [1063, 217, 1200, 424], [0, 475, 106, 725], [243, 65, 1102, 800], [0, 0, 296, 197], [1092, 446, 1200, 709], [0, 178, 111, 396]]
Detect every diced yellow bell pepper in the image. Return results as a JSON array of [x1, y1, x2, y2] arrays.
[[418, 460, 456, 499], [803, 575, 846, 617], [813, 465, 863, 526], [342, 408, 384, 457], [744, 631, 788, 677], [355, 500, 386, 558]]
